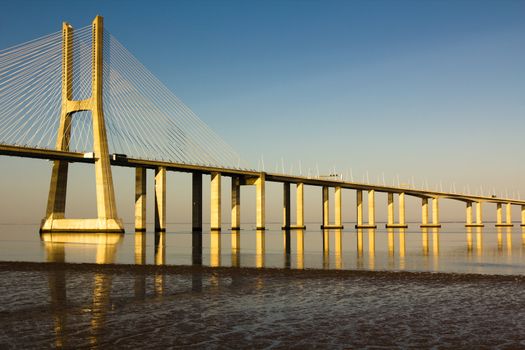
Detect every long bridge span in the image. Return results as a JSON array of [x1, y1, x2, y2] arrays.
[[0, 16, 523, 233], [1, 143, 523, 232]]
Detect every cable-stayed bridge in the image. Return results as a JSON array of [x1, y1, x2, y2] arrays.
[[1, 16, 524, 233]]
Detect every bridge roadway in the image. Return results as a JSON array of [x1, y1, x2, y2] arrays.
[[2, 144, 525, 231]]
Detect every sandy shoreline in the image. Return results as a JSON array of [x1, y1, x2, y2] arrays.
[[1, 260, 524, 348]]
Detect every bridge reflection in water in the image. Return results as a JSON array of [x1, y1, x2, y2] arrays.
[[39, 226, 525, 273], [38, 226, 525, 347], [42, 233, 123, 348]]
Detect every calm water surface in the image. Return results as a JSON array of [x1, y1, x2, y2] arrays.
[[0, 222, 524, 274], [1, 222, 525, 348]]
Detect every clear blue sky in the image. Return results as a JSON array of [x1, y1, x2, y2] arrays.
[[0, 0, 524, 224]]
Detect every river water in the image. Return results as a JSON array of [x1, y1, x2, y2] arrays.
[[0, 223, 524, 348], [0, 222, 524, 274]]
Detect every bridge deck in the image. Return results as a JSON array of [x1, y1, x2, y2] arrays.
[[1, 144, 523, 205]]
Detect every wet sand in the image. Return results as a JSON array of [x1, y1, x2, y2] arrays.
[[0, 261, 524, 348]]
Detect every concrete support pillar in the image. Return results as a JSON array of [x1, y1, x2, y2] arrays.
[[296, 183, 305, 229], [231, 177, 241, 230], [421, 197, 440, 228], [335, 186, 342, 228], [432, 197, 440, 226], [387, 193, 394, 226], [192, 173, 202, 232], [210, 172, 221, 231], [506, 203, 513, 226], [321, 186, 329, 229], [154, 167, 166, 232], [356, 190, 376, 228], [421, 198, 428, 226], [282, 183, 291, 229], [368, 190, 376, 227], [135, 168, 147, 231], [255, 174, 265, 230], [495, 202, 514, 227], [356, 190, 363, 227], [521, 205, 525, 227], [467, 201, 484, 227], [476, 202, 483, 226], [386, 192, 407, 228], [466, 202, 473, 226], [399, 193, 406, 226]]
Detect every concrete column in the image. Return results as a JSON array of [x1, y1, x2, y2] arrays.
[[154, 167, 166, 232], [231, 177, 241, 230], [210, 172, 221, 231], [399, 193, 406, 226], [356, 190, 363, 227], [496, 203, 503, 225], [421, 198, 428, 226], [255, 174, 265, 230], [506, 203, 512, 226], [335, 186, 342, 228], [322, 186, 329, 228], [432, 197, 440, 226], [282, 183, 291, 229], [192, 173, 202, 232], [296, 183, 305, 228], [476, 202, 483, 226], [387, 193, 394, 226], [466, 202, 473, 226], [368, 190, 376, 227], [135, 168, 147, 231], [521, 205, 525, 227]]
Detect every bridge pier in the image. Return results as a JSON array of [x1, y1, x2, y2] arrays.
[[496, 203, 513, 227], [135, 168, 147, 231], [210, 172, 221, 231], [288, 183, 306, 229], [192, 173, 203, 232], [154, 167, 166, 232], [255, 174, 265, 230], [386, 192, 408, 228], [355, 189, 376, 228], [231, 177, 241, 230], [421, 197, 441, 228], [465, 201, 484, 227], [282, 183, 291, 229], [522, 205, 525, 227], [320, 186, 343, 229]]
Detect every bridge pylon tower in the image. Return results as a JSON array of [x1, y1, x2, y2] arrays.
[[40, 16, 124, 233]]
